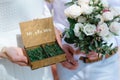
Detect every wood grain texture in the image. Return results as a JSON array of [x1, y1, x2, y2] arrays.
[[20, 17, 55, 48]]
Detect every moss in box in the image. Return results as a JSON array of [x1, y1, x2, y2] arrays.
[[26, 42, 64, 62], [26, 46, 48, 62], [43, 42, 64, 57]]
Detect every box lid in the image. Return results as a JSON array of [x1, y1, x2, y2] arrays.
[[19, 17, 55, 48]]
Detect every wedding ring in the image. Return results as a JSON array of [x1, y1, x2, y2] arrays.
[[67, 59, 72, 63]]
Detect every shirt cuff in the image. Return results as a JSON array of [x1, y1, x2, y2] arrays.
[[54, 22, 66, 33]]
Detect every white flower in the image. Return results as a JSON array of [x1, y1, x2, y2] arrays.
[[109, 22, 120, 35], [78, 0, 90, 5], [83, 24, 96, 36], [97, 23, 110, 37], [101, 0, 109, 8], [102, 32, 114, 42], [78, 16, 86, 23], [109, 7, 120, 16], [81, 3, 94, 14], [64, 4, 82, 18], [102, 11, 114, 21], [73, 23, 84, 37], [95, 14, 104, 24]]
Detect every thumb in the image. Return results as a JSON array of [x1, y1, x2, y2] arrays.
[[16, 55, 28, 63]]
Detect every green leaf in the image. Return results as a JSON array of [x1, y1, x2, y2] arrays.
[[89, 46, 93, 50], [64, 37, 74, 44], [95, 40, 98, 48], [69, 29, 75, 38], [65, 2, 74, 6], [109, 43, 113, 47], [67, 18, 77, 26]]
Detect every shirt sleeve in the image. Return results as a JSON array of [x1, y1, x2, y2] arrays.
[[53, 22, 66, 33], [45, 1, 53, 13], [45, 1, 66, 33]]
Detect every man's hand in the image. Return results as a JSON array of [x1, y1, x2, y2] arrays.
[[0, 47, 28, 66], [54, 27, 62, 47], [61, 44, 78, 70], [55, 27, 78, 70]]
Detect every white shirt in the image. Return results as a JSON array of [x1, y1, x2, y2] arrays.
[[0, 0, 53, 80]]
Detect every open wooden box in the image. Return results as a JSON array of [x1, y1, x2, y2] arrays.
[[19, 17, 66, 70]]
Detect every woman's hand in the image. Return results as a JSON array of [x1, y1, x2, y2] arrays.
[[86, 51, 98, 60], [0, 47, 28, 66], [61, 44, 79, 70]]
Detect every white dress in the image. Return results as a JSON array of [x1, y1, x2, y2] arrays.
[[0, 0, 53, 80]]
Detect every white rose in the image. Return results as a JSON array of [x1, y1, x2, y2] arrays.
[[78, 16, 86, 23], [83, 24, 96, 36], [73, 23, 84, 37], [78, 0, 90, 5], [95, 14, 104, 24], [109, 7, 120, 16], [102, 32, 114, 43], [102, 11, 114, 21], [109, 22, 120, 35], [64, 4, 82, 18], [81, 3, 94, 14], [101, 0, 109, 8], [97, 23, 110, 37]]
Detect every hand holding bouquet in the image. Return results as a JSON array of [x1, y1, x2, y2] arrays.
[[64, 0, 120, 57]]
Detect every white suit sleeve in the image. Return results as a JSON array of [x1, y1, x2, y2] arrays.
[[53, 22, 66, 33], [45, 1, 53, 13], [45, 1, 66, 33]]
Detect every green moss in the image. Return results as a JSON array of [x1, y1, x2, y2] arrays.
[[26, 42, 64, 62]]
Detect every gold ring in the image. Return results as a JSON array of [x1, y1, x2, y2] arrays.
[[67, 60, 72, 63]]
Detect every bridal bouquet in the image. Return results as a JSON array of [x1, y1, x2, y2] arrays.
[[64, 0, 120, 55]]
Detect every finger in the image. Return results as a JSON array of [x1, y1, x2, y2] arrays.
[[10, 55, 28, 63], [62, 44, 77, 65], [17, 49, 28, 63], [67, 59, 78, 65], [55, 28, 62, 47], [67, 45, 75, 55], [87, 51, 98, 57], [87, 54, 98, 60], [75, 49, 80, 54], [65, 59, 78, 66], [66, 53, 77, 65], [62, 45, 73, 59], [15, 61, 28, 66], [61, 61, 78, 70], [88, 56, 98, 60]]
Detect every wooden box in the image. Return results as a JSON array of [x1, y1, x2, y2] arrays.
[[19, 17, 66, 70]]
